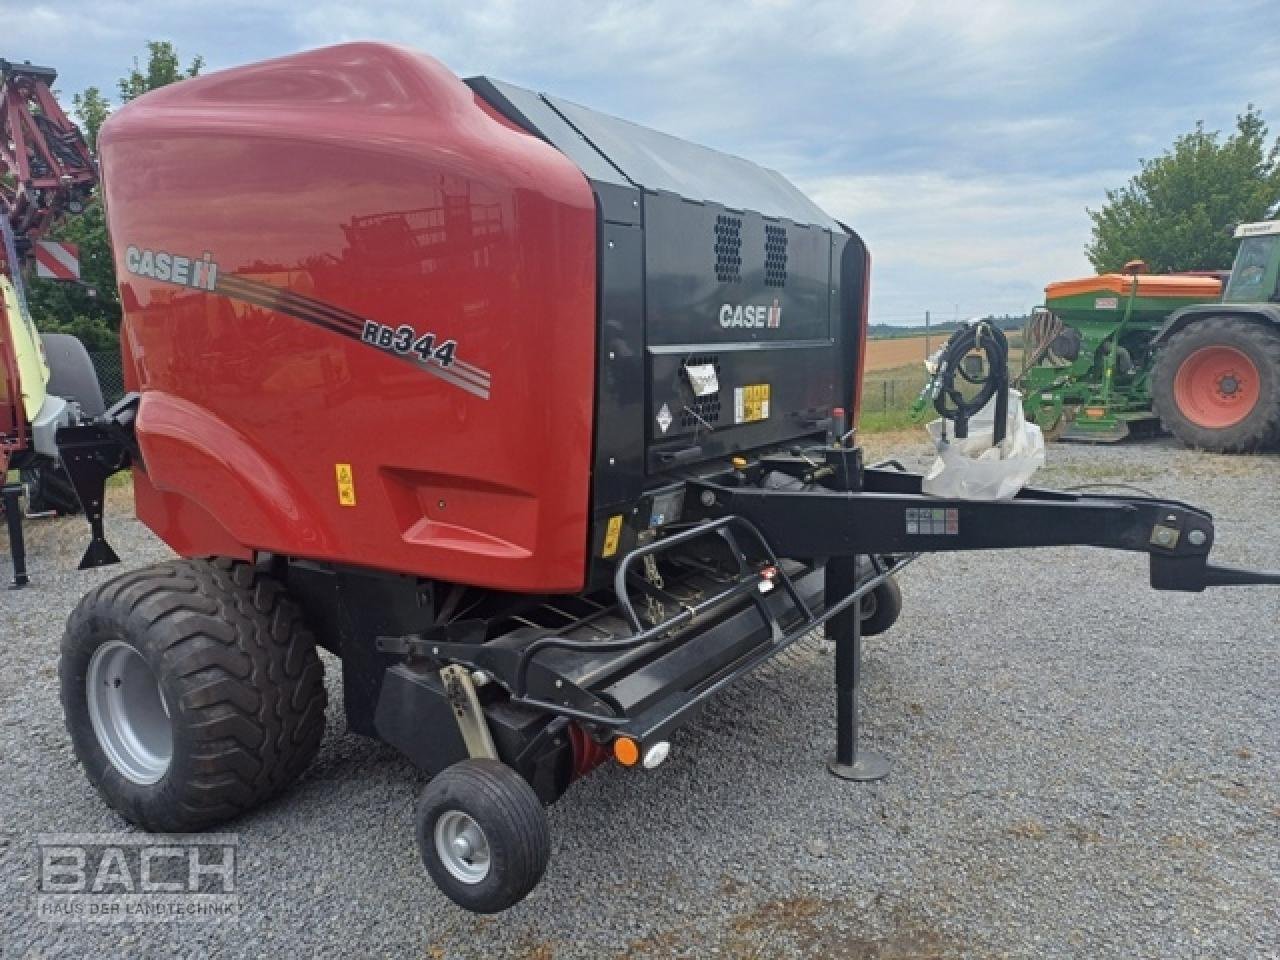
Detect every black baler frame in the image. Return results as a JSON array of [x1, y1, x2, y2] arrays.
[[378, 444, 1279, 784], [52, 403, 1280, 784]]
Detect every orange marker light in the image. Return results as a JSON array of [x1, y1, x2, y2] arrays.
[[613, 737, 640, 767]]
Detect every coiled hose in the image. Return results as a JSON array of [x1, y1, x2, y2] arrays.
[[927, 321, 1010, 444]]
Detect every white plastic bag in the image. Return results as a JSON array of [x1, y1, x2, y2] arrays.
[[922, 389, 1044, 500]]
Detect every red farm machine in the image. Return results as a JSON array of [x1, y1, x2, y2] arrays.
[[2, 57, 104, 585], [35, 44, 1280, 913]]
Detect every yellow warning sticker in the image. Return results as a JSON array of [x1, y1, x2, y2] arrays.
[[734, 383, 771, 423], [335, 463, 356, 507], [602, 514, 624, 558]]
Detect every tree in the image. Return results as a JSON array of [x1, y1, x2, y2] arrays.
[[71, 87, 111, 152], [1086, 106, 1280, 273], [117, 42, 204, 105], [29, 42, 202, 349]]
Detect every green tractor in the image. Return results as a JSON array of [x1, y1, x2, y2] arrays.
[[1020, 220, 1280, 452]]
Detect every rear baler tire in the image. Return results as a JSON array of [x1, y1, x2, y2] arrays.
[[859, 576, 902, 636], [416, 759, 550, 914], [59, 558, 327, 831], [1152, 318, 1280, 453]]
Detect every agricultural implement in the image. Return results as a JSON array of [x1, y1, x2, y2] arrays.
[[1, 57, 103, 586], [1020, 221, 1280, 451], [1018, 268, 1221, 442], [45, 44, 1280, 914]]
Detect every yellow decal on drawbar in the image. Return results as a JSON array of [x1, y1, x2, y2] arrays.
[[602, 514, 624, 558], [335, 463, 357, 507]]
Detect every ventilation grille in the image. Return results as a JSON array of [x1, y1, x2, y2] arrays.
[[681, 353, 722, 429], [714, 215, 742, 283], [765, 224, 788, 287]]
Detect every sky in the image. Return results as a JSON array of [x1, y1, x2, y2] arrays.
[[6, 0, 1278, 325]]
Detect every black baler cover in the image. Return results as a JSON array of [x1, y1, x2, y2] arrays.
[[469, 78, 839, 229]]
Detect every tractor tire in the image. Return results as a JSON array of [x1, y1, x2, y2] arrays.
[[859, 575, 902, 636], [60, 558, 327, 832], [21, 460, 82, 515], [416, 759, 551, 913], [1152, 318, 1280, 453]]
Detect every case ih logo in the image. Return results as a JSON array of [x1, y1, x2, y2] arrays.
[[719, 299, 781, 329], [124, 245, 220, 290]]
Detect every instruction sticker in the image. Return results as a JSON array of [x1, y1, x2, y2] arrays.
[[734, 384, 771, 424], [906, 507, 958, 535], [602, 515, 624, 558], [1095, 297, 1119, 310], [335, 463, 357, 507]]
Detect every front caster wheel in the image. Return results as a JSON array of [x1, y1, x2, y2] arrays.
[[859, 575, 903, 636], [416, 759, 550, 913]]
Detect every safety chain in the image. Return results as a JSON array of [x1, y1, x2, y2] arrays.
[[642, 554, 666, 625]]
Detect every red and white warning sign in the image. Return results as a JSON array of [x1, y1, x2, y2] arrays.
[[34, 240, 81, 281]]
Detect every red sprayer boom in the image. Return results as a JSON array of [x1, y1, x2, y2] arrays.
[[1, 58, 96, 278]]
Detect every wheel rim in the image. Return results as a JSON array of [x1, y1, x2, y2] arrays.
[[1173, 345, 1260, 429], [434, 810, 491, 884], [860, 591, 878, 620], [86, 640, 173, 785]]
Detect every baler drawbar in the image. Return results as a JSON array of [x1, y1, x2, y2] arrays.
[[46, 43, 1279, 914]]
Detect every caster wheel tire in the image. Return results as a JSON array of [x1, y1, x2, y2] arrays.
[[859, 575, 902, 636], [60, 558, 327, 831], [416, 759, 550, 913]]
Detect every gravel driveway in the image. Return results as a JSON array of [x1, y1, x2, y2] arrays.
[[2, 438, 1277, 959]]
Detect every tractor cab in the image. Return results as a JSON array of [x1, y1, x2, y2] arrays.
[[1223, 220, 1280, 304]]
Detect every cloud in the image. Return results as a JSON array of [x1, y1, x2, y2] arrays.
[[804, 169, 1125, 320], [9, 0, 1277, 323]]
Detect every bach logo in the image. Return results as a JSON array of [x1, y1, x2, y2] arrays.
[[36, 833, 239, 923], [719, 299, 781, 329]]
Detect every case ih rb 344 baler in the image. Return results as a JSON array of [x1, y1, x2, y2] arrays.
[[52, 44, 1278, 913]]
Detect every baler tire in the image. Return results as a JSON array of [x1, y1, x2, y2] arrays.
[[1152, 318, 1280, 453], [859, 576, 902, 637], [416, 759, 550, 914], [59, 558, 327, 832]]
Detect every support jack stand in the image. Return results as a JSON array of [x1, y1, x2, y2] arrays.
[[825, 555, 889, 781], [3, 482, 29, 588]]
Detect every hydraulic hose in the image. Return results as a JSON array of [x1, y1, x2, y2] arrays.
[[928, 321, 1010, 444], [1020, 308, 1066, 373]]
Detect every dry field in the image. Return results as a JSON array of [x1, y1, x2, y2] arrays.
[[865, 335, 933, 371]]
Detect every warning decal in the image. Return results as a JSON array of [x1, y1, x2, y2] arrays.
[[734, 384, 771, 424], [335, 463, 357, 506], [602, 515, 624, 558], [34, 241, 80, 281], [906, 507, 958, 535]]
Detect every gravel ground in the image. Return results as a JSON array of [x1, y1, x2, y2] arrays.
[[2, 438, 1277, 959]]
